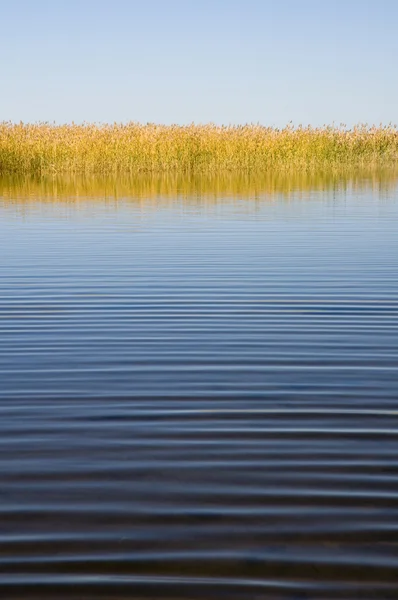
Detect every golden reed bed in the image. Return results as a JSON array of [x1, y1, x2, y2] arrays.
[[1, 122, 398, 174]]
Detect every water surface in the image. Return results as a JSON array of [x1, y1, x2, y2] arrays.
[[1, 171, 398, 599]]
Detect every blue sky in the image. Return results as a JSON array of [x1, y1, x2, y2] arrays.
[[1, 0, 397, 126]]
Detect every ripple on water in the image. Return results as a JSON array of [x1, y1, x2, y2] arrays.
[[1, 173, 398, 598]]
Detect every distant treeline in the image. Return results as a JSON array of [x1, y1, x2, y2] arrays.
[[1, 122, 398, 174]]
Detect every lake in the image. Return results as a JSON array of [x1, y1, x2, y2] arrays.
[[1, 171, 398, 599]]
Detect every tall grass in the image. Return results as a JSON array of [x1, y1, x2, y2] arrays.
[[1, 122, 398, 174]]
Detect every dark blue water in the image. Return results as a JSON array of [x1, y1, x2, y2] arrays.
[[1, 175, 398, 599]]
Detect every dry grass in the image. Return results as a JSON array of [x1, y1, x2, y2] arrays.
[[1, 122, 398, 175]]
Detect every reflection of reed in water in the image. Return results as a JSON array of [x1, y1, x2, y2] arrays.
[[1, 168, 398, 205]]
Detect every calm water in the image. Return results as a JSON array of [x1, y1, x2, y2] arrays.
[[1, 172, 398, 599]]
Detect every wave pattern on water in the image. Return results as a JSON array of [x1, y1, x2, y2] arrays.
[[1, 176, 398, 599]]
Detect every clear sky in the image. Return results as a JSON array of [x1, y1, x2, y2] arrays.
[[1, 0, 397, 126]]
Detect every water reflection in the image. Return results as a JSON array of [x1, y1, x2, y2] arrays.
[[1, 170, 398, 599], [1, 167, 398, 203]]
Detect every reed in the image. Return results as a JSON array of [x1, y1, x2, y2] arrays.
[[1, 122, 398, 174]]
